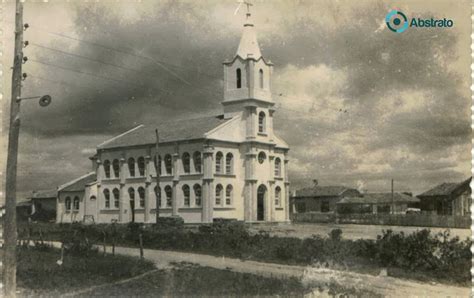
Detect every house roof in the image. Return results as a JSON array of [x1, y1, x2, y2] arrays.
[[31, 189, 57, 199], [337, 193, 420, 205], [294, 186, 358, 198], [97, 115, 231, 150], [418, 177, 472, 197], [58, 172, 96, 192]]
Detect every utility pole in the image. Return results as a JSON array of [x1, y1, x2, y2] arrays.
[[155, 129, 160, 222], [4, 0, 24, 296]]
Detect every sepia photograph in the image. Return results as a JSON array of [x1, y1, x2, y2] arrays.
[[1, 0, 472, 296]]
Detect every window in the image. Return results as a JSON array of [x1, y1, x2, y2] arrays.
[[215, 184, 223, 206], [154, 186, 161, 208], [164, 154, 172, 175], [274, 158, 281, 177], [258, 111, 266, 133], [112, 159, 120, 178], [73, 196, 80, 211], [182, 152, 190, 174], [65, 196, 71, 211], [182, 185, 190, 207], [90, 195, 96, 201], [225, 185, 233, 206], [259, 69, 264, 89], [275, 186, 281, 207], [113, 188, 120, 208], [103, 160, 111, 178], [194, 184, 202, 207], [215, 152, 223, 173], [236, 68, 242, 88], [128, 158, 136, 177], [138, 187, 145, 208], [193, 151, 202, 173], [258, 151, 266, 164], [137, 157, 146, 176], [165, 186, 172, 207], [103, 190, 110, 209], [128, 188, 135, 206], [154, 155, 162, 176], [225, 153, 233, 174], [321, 200, 330, 213]]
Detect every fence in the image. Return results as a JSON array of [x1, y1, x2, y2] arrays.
[[291, 212, 471, 229]]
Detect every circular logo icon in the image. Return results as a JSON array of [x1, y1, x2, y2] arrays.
[[385, 10, 408, 33]]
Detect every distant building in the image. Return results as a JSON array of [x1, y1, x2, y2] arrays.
[[336, 193, 420, 214], [55, 11, 290, 224], [291, 184, 361, 214], [29, 189, 57, 222], [417, 177, 471, 216]]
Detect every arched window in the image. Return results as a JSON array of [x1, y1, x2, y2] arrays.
[[225, 153, 233, 174], [182, 185, 190, 207], [137, 157, 146, 176], [193, 151, 202, 173], [182, 152, 190, 174], [165, 186, 172, 207], [164, 154, 172, 175], [90, 195, 96, 201], [225, 185, 233, 206], [275, 186, 281, 207], [258, 151, 266, 164], [73, 196, 80, 211], [236, 68, 242, 89], [215, 152, 223, 173], [274, 158, 281, 177], [258, 111, 266, 133], [103, 160, 111, 178], [138, 187, 145, 208], [128, 158, 136, 177], [112, 159, 120, 178], [113, 188, 120, 208], [103, 190, 110, 209], [154, 186, 161, 208], [128, 187, 135, 205], [259, 69, 264, 89], [154, 155, 162, 176], [194, 184, 202, 207], [65, 196, 72, 211], [215, 184, 223, 206]]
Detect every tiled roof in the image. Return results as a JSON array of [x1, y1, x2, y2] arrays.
[[337, 193, 420, 205], [31, 189, 57, 199], [98, 115, 230, 150], [295, 186, 357, 197], [59, 172, 96, 192], [418, 177, 472, 197]]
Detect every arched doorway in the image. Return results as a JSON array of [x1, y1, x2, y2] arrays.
[[257, 185, 266, 221]]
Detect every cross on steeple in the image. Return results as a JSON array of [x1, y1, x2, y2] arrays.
[[235, 0, 253, 20]]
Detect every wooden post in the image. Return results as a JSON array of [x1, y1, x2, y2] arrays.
[[4, 0, 24, 295], [139, 233, 144, 259]]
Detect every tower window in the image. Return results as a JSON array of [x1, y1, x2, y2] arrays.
[[164, 154, 172, 175], [137, 156, 146, 176], [274, 158, 281, 177], [103, 160, 111, 178], [112, 159, 120, 178], [128, 158, 136, 177], [113, 188, 120, 208], [193, 151, 202, 173], [259, 69, 264, 89], [258, 111, 266, 133], [226, 185, 233, 206], [275, 186, 281, 207], [194, 184, 202, 207], [225, 153, 233, 174], [236, 68, 242, 89], [138, 187, 145, 208], [215, 184, 223, 206], [215, 152, 223, 173], [182, 152, 190, 174], [103, 190, 110, 209], [182, 184, 190, 207], [165, 186, 172, 207]]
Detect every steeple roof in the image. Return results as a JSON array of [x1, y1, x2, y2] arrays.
[[235, 14, 262, 60]]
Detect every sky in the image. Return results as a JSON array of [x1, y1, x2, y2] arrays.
[[1, 0, 472, 201]]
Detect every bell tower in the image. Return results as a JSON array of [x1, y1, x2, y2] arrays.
[[222, 6, 274, 118]]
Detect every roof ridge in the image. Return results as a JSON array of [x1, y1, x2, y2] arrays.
[[97, 124, 144, 149], [58, 172, 95, 191]]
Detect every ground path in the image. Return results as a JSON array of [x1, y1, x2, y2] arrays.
[[48, 241, 470, 297], [248, 223, 471, 240]]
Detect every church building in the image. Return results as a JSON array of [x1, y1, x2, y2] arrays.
[[56, 11, 290, 224]]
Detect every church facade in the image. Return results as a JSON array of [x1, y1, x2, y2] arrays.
[[56, 13, 290, 224]]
